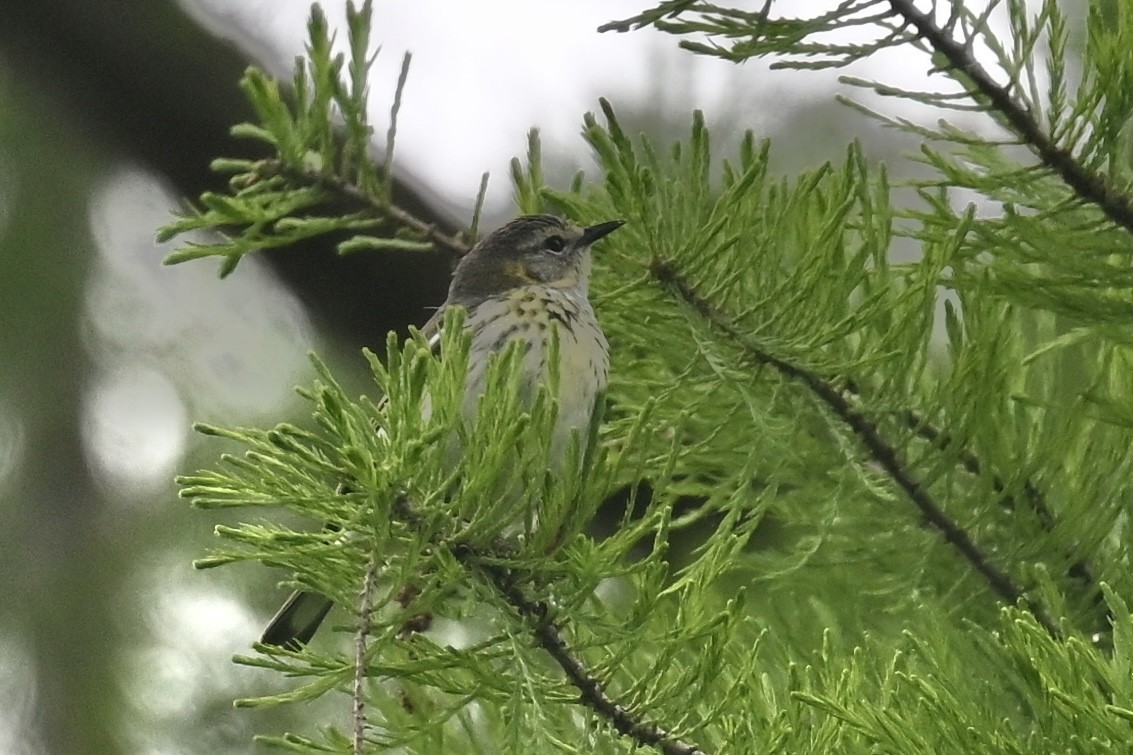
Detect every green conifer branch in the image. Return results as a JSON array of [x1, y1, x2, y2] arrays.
[[649, 257, 1062, 639], [254, 156, 469, 257], [158, 0, 470, 275], [594, 0, 1128, 641], [898, 404, 1106, 622], [442, 527, 711, 755], [885, 0, 1133, 236]]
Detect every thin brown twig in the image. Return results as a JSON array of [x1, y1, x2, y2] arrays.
[[353, 553, 379, 755], [651, 258, 1063, 639]]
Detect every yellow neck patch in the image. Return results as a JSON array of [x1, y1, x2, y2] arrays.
[[501, 259, 581, 289], [503, 260, 539, 284]]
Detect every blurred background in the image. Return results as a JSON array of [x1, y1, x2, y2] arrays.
[[0, 0, 1002, 752]]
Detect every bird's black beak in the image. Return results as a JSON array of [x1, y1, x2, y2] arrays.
[[579, 219, 625, 247]]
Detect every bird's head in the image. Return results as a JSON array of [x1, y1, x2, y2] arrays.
[[447, 215, 623, 307]]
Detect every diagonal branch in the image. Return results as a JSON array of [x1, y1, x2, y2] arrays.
[[468, 556, 710, 755], [899, 412, 1094, 573], [887, 0, 1133, 236], [651, 258, 1063, 639], [850, 390, 1105, 622], [387, 499, 710, 755]]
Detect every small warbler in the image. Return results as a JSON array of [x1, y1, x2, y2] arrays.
[[260, 214, 624, 647]]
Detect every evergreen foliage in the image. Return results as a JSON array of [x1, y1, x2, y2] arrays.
[[164, 1, 1133, 752]]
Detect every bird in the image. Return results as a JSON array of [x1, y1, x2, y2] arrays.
[[259, 214, 624, 648]]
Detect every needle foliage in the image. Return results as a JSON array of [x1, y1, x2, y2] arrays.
[[165, 1, 1133, 752]]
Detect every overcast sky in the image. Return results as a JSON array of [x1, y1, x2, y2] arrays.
[[178, 0, 910, 218], [174, 0, 1038, 223]]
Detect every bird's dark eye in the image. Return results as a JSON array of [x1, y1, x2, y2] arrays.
[[544, 235, 566, 253]]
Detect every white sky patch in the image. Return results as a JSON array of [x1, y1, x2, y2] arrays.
[[80, 364, 187, 495], [119, 553, 352, 752], [84, 167, 316, 495], [119, 554, 266, 750], [0, 635, 45, 755], [178, 0, 1055, 221], [130, 590, 259, 714]]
